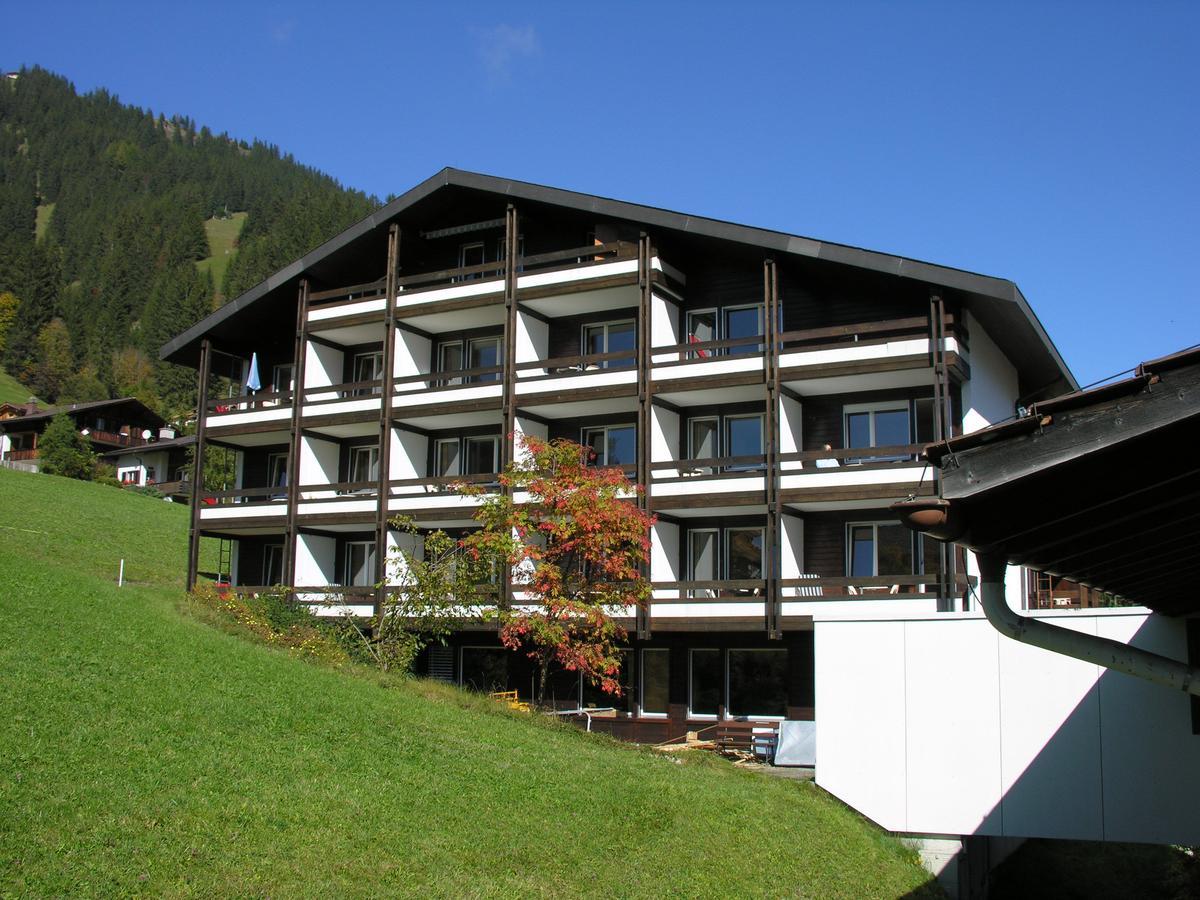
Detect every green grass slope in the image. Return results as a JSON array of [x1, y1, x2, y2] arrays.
[[0, 468, 939, 898], [35, 201, 56, 241], [0, 367, 32, 405], [195, 212, 247, 302]]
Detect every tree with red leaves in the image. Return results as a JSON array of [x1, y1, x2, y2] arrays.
[[461, 435, 656, 706]]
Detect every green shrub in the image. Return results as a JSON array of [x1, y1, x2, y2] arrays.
[[38, 413, 95, 479]]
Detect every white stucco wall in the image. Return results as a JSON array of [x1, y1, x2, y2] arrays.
[[295, 533, 336, 587], [394, 328, 429, 380], [299, 436, 339, 497], [305, 341, 344, 401], [814, 609, 1200, 844], [649, 404, 679, 469], [515, 311, 548, 366], [960, 311, 1018, 436], [650, 291, 680, 363], [393, 429, 428, 483], [780, 396, 803, 470]]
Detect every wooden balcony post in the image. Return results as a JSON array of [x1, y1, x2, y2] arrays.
[[186, 337, 212, 592], [375, 225, 401, 616], [501, 204, 519, 608], [283, 279, 310, 601], [635, 233, 653, 640], [764, 258, 782, 639]]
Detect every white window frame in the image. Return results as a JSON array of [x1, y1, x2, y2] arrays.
[[688, 648, 722, 720], [266, 452, 289, 498], [434, 437, 462, 478], [463, 436, 500, 476], [581, 424, 636, 467], [722, 303, 764, 351], [723, 413, 765, 471], [581, 319, 636, 368], [685, 308, 719, 358], [457, 241, 486, 280], [687, 527, 720, 598], [344, 540, 377, 588], [348, 444, 380, 486], [842, 400, 912, 462], [845, 520, 914, 579], [467, 336, 502, 383], [435, 341, 465, 386], [724, 526, 765, 589], [351, 351, 384, 396]]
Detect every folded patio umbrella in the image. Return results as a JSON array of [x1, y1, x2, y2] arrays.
[[246, 352, 262, 393]]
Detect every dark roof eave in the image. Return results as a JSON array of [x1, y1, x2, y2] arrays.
[[159, 167, 1077, 393]]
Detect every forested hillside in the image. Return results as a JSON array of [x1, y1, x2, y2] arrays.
[[0, 66, 379, 418]]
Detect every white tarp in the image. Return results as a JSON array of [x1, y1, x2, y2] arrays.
[[774, 720, 815, 767]]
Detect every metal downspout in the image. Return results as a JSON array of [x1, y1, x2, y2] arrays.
[[976, 551, 1200, 697]]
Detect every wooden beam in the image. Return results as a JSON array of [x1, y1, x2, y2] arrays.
[[764, 258, 782, 639], [186, 338, 212, 592], [636, 233, 653, 639], [282, 280, 309, 600], [501, 204, 519, 609], [374, 224, 401, 615]]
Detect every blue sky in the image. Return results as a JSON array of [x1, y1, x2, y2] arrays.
[[3, 2, 1197, 385]]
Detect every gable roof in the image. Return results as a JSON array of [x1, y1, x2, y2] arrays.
[[0, 396, 165, 430], [159, 167, 1076, 394]]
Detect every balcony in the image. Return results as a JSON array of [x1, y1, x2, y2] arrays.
[[204, 389, 294, 434], [778, 444, 931, 505]]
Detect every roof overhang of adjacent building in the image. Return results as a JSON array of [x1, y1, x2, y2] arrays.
[[895, 346, 1200, 616], [159, 168, 1076, 396]]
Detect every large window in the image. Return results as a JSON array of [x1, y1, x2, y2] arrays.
[[437, 337, 502, 384], [457, 242, 486, 278], [582, 425, 636, 468], [348, 445, 380, 485], [351, 351, 384, 396], [582, 650, 633, 712], [271, 363, 294, 394], [847, 522, 914, 579], [344, 541, 377, 588], [684, 305, 764, 357], [728, 649, 788, 718], [582, 320, 635, 368], [844, 402, 911, 462], [685, 413, 764, 471], [687, 527, 764, 596], [434, 436, 499, 480], [690, 649, 722, 718]]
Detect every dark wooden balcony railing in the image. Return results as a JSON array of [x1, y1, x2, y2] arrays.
[[777, 443, 926, 468], [779, 313, 967, 353], [305, 241, 639, 310], [653, 332, 766, 363], [2, 448, 39, 461], [650, 453, 768, 482], [207, 388, 294, 414], [651, 573, 976, 605], [515, 347, 637, 380]]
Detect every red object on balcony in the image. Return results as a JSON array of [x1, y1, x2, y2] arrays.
[[687, 333, 709, 358]]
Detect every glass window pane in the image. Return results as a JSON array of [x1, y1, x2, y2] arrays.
[[468, 338, 500, 382], [689, 418, 718, 461], [726, 416, 763, 464], [607, 426, 635, 467], [437, 440, 460, 477], [462, 647, 508, 693], [347, 543, 376, 587], [607, 322, 635, 368], [465, 438, 497, 475], [690, 649, 722, 716], [641, 648, 670, 715], [439, 343, 463, 371], [914, 399, 936, 445], [876, 524, 913, 576], [850, 525, 875, 577], [728, 649, 788, 718], [263, 544, 284, 586], [687, 310, 716, 343], [874, 409, 910, 449], [724, 306, 762, 355], [846, 412, 871, 449], [727, 528, 764, 581]]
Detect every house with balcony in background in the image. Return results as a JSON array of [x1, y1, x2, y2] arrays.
[[159, 168, 1075, 743], [0, 396, 192, 496]]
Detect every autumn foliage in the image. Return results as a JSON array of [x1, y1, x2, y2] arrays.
[[460, 435, 656, 704]]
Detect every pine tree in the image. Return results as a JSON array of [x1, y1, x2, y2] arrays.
[[38, 412, 95, 480]]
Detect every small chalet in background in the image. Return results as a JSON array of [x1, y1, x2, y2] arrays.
[[0, 396, 193, 496]]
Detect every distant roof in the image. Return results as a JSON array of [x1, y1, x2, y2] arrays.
[[0, 396, 165, 430], [897, 345, 1200, 615], [159, 168, 1076, 395], [102, 433, 195, 458]]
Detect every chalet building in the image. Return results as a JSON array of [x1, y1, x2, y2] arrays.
[[160, 169, 1075, 742], [0, 396, 190, 489]]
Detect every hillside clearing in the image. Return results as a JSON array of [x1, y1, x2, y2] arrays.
[[35, 201, 55, 240], [0, 368, 32, 405], [0, 468, 939, 897], [195, 211, 247, 302]]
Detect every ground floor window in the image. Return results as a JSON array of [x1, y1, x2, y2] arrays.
[[689, 648, 722, 718], [641, 648, 670, 715], [344, 541, 376, 587], [728, 649, 788, 718], [263, 543, 284, 586]]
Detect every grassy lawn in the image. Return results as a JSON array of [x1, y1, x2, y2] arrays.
[[35, 202, 55, 240], [0, 367, 32, 405], [0, 468, 939, 898], [195, 212, 247, 301]]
